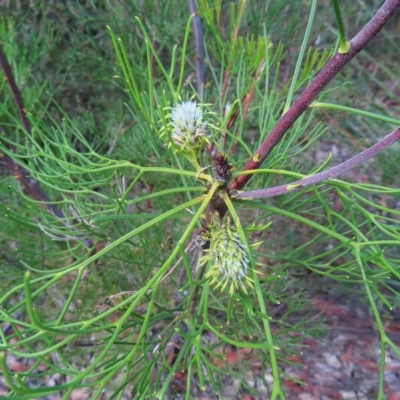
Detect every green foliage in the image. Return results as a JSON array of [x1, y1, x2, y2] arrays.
[[0, 1, 400, 399]]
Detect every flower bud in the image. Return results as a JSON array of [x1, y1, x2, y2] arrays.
[[200, 218, 255, 295], [163, 101, 209, 153]]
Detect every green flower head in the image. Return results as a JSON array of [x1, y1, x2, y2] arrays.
[[200, 217, 255, 295]]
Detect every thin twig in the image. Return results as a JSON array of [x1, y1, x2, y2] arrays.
[[0, 46, 31, 133], [0, 45, 93, 247], [228, 0, 400, 191], [234, 127, 400, 200], [1, 151, 63, 217]]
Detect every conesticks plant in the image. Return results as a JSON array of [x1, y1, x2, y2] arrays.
[[0, 0, 400, 399]]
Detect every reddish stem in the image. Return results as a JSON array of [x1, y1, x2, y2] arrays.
[[0, 45, 93, 247], [234, 127, 400, 200], [228, 0, 400, 191], [0, 46, 31, 134]]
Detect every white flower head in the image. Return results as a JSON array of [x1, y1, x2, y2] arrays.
[[168, 101, 209, 152]]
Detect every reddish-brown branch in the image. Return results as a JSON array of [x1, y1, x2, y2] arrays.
[[0, 45, 93, 247], [234, 127, 400, 200], [0, 46, 31, 134], [228, 0, 400, 191]]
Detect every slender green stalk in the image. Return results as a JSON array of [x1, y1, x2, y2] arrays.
[[353, 246, 387, 399], [134, 17, 175, 97], [332, 0, 351, 53], [222, 193, 283, 399], [283, 0, 317, 113], [177, 14, 195, 96], [311, 101, 400, 125], [2, 183, 221, 394], [1, 196, 205, 312]]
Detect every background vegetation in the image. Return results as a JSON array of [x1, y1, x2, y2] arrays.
[[0, 1, 400, 399]]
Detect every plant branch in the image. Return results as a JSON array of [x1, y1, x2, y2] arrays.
[[0, 46, 31, 133], [234, 127, 400, 200], [228, 0, 400, 191], [0, 45, 93, 247]]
